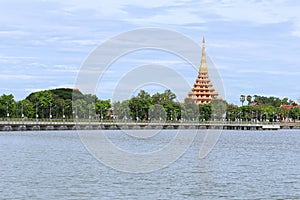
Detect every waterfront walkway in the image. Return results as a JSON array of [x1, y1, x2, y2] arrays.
[[1, 121, 299, 131]]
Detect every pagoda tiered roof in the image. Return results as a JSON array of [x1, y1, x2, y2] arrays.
[[187, 37, 219, 105]]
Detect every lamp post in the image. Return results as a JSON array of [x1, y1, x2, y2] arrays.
[[264, 112, 268, 123], [88, 106, 91, 122], [6, 102, 9, 121], [100, 109, 102, 122], [36, 103, 38, 121], [123, 109, 128, 122], [35, 103, 43, 122], [100, 107, 106, 122], [255, 110, 258, 124], [76, 106, 78, 121], [237, 112, 241, 124], [21, 104, 24, 120], [49, 103, 52, 121], [227, 112, 231, 124], [159, 109, 162, 122], [49, 104, 56, 121], [21, 103, 27, 122], [111, 107, 114, 121], [62, 105, 69, 122]]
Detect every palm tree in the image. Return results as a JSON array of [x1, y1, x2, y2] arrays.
[[253, 95, 258, 103], [240, 95, 245, 106], [247, 95, 252, 105]]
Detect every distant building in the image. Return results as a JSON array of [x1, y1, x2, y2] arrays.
[[187, 37, 219, 104], [280, 102, 300, 109]]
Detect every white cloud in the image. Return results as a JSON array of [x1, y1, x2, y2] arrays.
[[208, 0, 289, 24], [0, 30, 30, 36], [204, 0, 300, 36], [129, 8, 206, 25], [0, 0, 299, 103], [291, 24, 300, 37], [123, 58, 184, 65], [0, 55, 36, 64], [237, 69, 300, 76], [43, 0, 193, 13], [0, 74, 35, 79], [48, 0, 300, 37]]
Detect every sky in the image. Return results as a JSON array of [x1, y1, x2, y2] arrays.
[[0, 0, 300, 105]]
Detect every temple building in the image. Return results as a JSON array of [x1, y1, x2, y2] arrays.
[[187, 37, 219, 104]]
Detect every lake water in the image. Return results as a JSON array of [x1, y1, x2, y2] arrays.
[[0, 130, 299, 199]]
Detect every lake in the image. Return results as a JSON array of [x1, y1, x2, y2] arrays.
[[0, 130, 299, 199]]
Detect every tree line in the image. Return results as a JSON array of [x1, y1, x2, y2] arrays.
[[0, 88, 299, 123], [0, 88, 111, 121]]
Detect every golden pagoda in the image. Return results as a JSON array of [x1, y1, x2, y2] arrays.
[[187, 37, 219, 104]]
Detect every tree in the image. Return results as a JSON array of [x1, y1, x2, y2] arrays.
[[163, 89, 176, 101], [211, 99, 227, 121], [259, 105, 276, 122], [153, 90, 179, 121], [72, 99, 86, 119], [247, 95, 252, 105], [253, 95, 258, 103], [182, 98, 199, 121], [112, 100, 130, 120], [149, 104, 167, 121], [129, 90, 153, 121], [95, 99, 111, 120], [240, 95, 245, 106], [226, 104, 238, 122], [0, 94, 15, 118], [16, 99, 34, 119], [289, 107, 300, 122], [199, 103, 212, 121]]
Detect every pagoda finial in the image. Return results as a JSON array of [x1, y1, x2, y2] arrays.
[[187, 36, 219, 105], [199, 36, 208, 73]]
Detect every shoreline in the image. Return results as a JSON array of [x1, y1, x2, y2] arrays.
[[1, 121, 300, 131]]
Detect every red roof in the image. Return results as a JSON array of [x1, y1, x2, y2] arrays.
[[281, 105, 300, 109]]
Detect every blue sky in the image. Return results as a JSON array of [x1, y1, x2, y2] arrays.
[[1, 0, 300, 105]]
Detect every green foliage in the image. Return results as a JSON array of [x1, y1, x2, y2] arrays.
[[95, 99, 111, 120], [1, 88, 299, 123], [29, 90, 54, 108], [113, 100, 130, 120], [246, 95, 252, 105], [198, 103, 211, 121], [182, 98, 198, 121], [0, 94, 15, 118], [127, 89, 181, 121], [27, 88, 84, 101], [210, 99, 227, 121], [289, 107, 300, 122], [240, 95, 245, 106], [251, 95, 293, 107], [149, 104, 167, 121], [129, 90, 153, 121]]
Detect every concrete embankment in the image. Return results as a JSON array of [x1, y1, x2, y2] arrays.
[[1, 121, 299, 131]]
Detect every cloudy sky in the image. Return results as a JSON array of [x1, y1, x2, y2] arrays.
[[1, 0, 300, 104]]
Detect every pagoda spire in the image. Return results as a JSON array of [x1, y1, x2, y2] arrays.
[[199, 36, 208, 73], [187, 37, 219, 105]]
